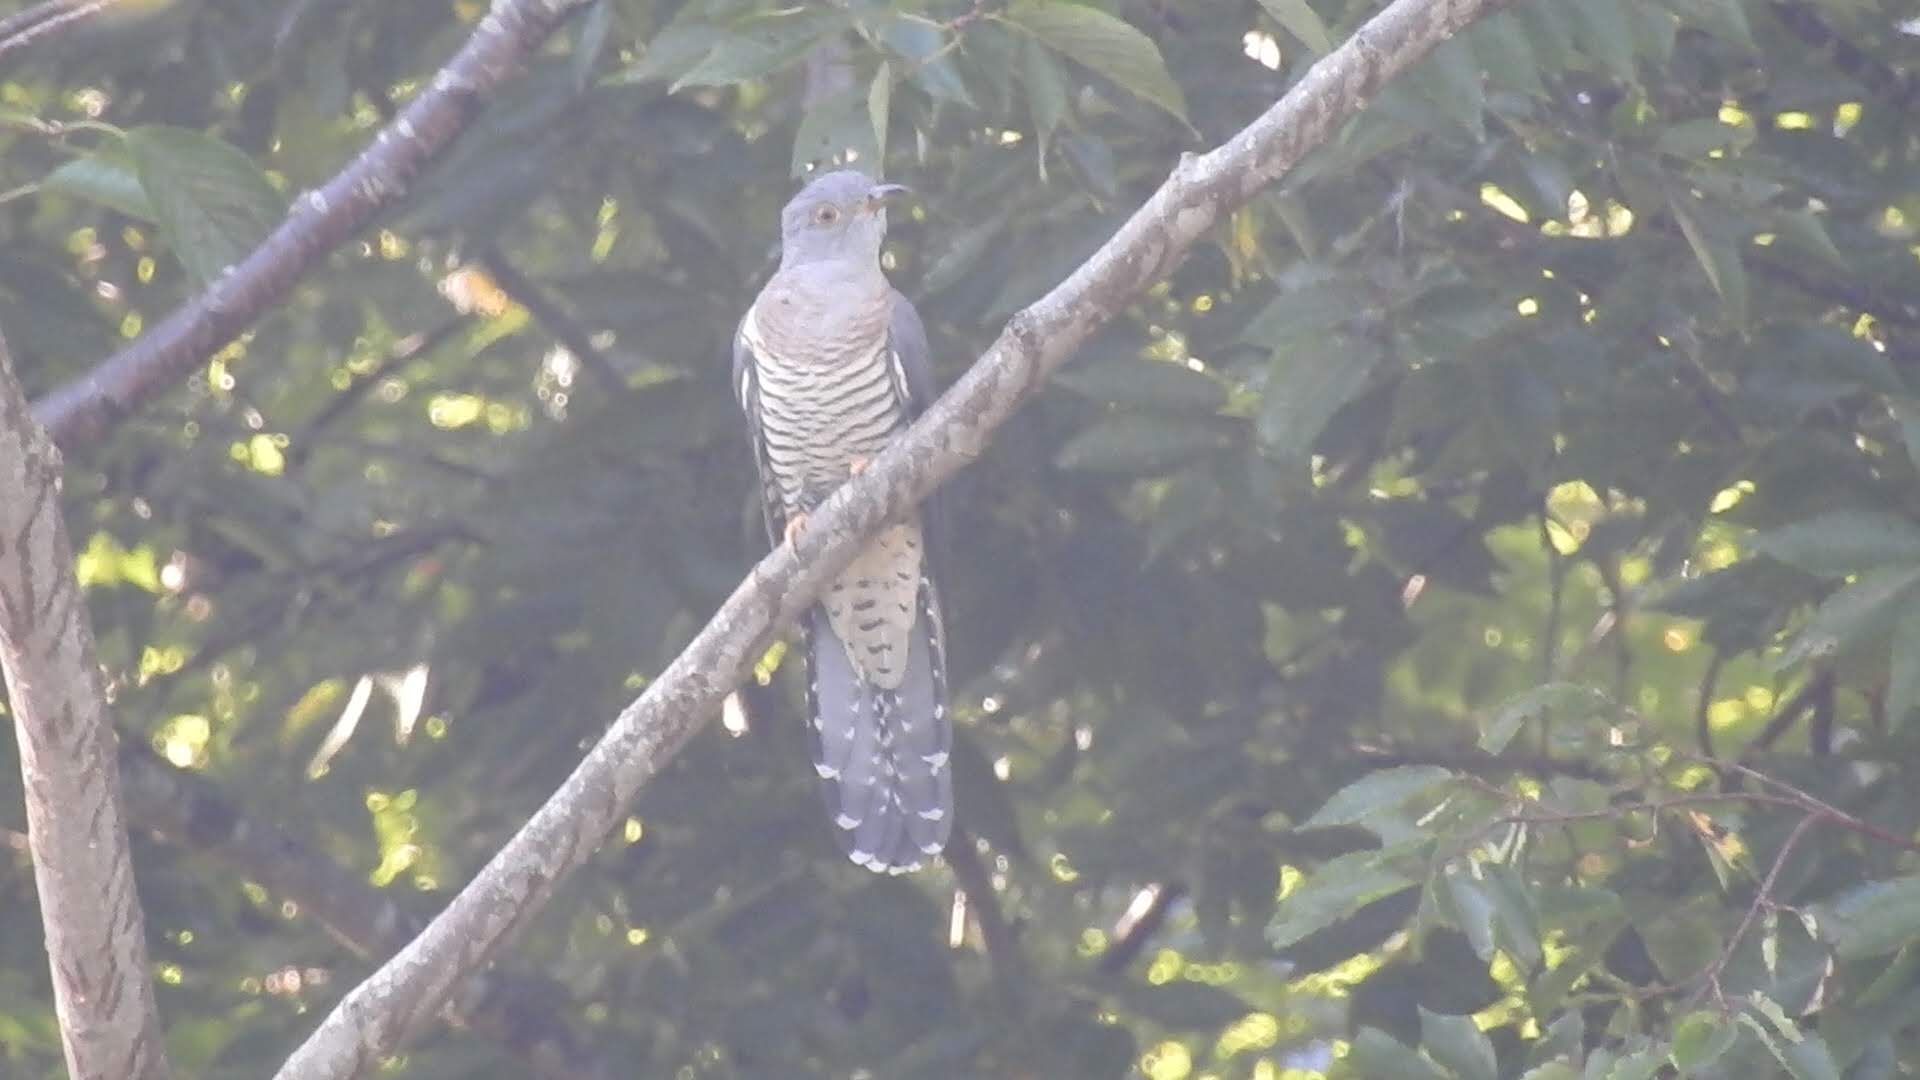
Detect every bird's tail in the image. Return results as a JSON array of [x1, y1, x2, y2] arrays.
[[803, 584, 951, 873]]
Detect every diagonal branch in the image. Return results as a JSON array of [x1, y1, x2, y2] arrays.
[[273, 0, 1521, 1074], [30, 0, 600, 449], [0, 0, 119, 67], [0, 323, 171, 1079], [118, 748, 606, 1080]]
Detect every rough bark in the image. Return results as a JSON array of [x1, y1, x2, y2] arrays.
[[274, 0, 1518, 1075], [0, 324, 171, 1079], [30, 0, 599, 448]]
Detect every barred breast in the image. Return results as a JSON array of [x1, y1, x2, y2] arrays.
[[740, 298, 924, 690]]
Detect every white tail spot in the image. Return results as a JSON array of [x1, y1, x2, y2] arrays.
[[921, 751, 949, 769]]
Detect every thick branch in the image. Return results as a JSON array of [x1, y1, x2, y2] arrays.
[[275, 0, 1518, 1074], [118, 748, 605, 1080], [30, 0, 598, 448], [0, 324, 171, 1079]]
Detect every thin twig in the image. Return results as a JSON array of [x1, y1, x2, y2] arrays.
[[473, 245, 627, 397], [1684, 812, 1818, 1011], [0, 0, 118, 67], [30, 0, 603, 448]]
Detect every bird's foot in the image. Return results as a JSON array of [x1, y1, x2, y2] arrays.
[[848, 455, 870, 477], [783, 513, 810, 548]]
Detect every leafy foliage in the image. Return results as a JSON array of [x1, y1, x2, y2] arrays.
[[1, 0, 1919, 1076]]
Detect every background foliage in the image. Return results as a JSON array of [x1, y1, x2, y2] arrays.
[[3, 0, 1920, 1076]]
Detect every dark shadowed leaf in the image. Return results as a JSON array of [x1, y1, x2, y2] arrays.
[[1351, 1027, 1447, 1080], [41, 146, 156, 220], [1773, 565, 1920, 670], [1268, 848, 1421, 950], [1258, 0, 1333, 55], [1257, 332, 1381, 461], [1749, 511, 1920, 578], [1003, 0, 1188, 123], [1811, 876, 1920, 960], [1421, 1007, 1499, 1080], [1054, 414, 1231, 474], [1053, 357, 1228, 412]]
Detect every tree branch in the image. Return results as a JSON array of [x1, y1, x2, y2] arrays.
[[0, 0, 120, 67], [30, 0, 599, 449], [117, 748, 606, 1080], [274, 0, 1522, 1074], [0, 323, 171, 1079], [472, 244, 628, 397]]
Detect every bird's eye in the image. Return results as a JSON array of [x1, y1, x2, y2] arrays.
[[813, 205, 840, 225]]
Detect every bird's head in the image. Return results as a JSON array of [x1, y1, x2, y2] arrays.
[[778, 169, 910, 270]]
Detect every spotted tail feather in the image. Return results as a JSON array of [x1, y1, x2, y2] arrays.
[[803, 580, 951, 873]]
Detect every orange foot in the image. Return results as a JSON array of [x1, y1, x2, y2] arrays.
[[783, 512, 810, 548]]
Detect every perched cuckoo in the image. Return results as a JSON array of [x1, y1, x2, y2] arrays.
[[732, 169, 952, 873]]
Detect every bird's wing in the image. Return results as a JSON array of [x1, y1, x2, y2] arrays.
[[732, 309, 784, 547], [886, 290, 948, 565]]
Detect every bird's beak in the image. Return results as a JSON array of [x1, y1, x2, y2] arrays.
[[867, 183, 912, 208]]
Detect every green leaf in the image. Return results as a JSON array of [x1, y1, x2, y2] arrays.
[[1591, 1041, 1667, 1080], [1773, 564, 1920, 670], [1771, 209, 1849, 273], [1303, 766, 1454, 832], [1444, 863, 1543, 971], [615, 23, 725, 84], [1671, 1012, 1738, 1072], [671, 10, 849, 91], [1470, 13, 1548, 99], [1532, 1011, 1585, 1067], [1054, 414, 1229, 474], [1351, 1028, 1448, 1080], [1420, 1008, 1499, 1080], [124, 126, 285, 289], [1654, 117, 1745, 158], [1053, 357, 1228, 412], [877, 16, 976, 108], [1257, 0, 1333, 55], [1811, 875, 1920, 960], [1020, 36, 1072, 168], [867, 63, 893, 166], [1519, 1065, 1580, 1080], [1739, 1002, 1841, 1080], [1003, 0, 1188, 124], [1257, 332, 1381, 461], [1892, 397, 1920, 474], [1267, 849, 1419, 949], [1888, 605, 1920, 731], [1659, 0, 1754, 49], [1749, 511, 1920, 578], [1483, 683, 1613, 754], [41, 146, 156, 221], [1669, 192, 1748, 327], [791, 87, 883, 177], [1564, 0, 1637, 83], [1238, 276, 1370, 345]]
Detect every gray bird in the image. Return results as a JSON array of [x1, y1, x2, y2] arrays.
[[733, 169, 951, 873]]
